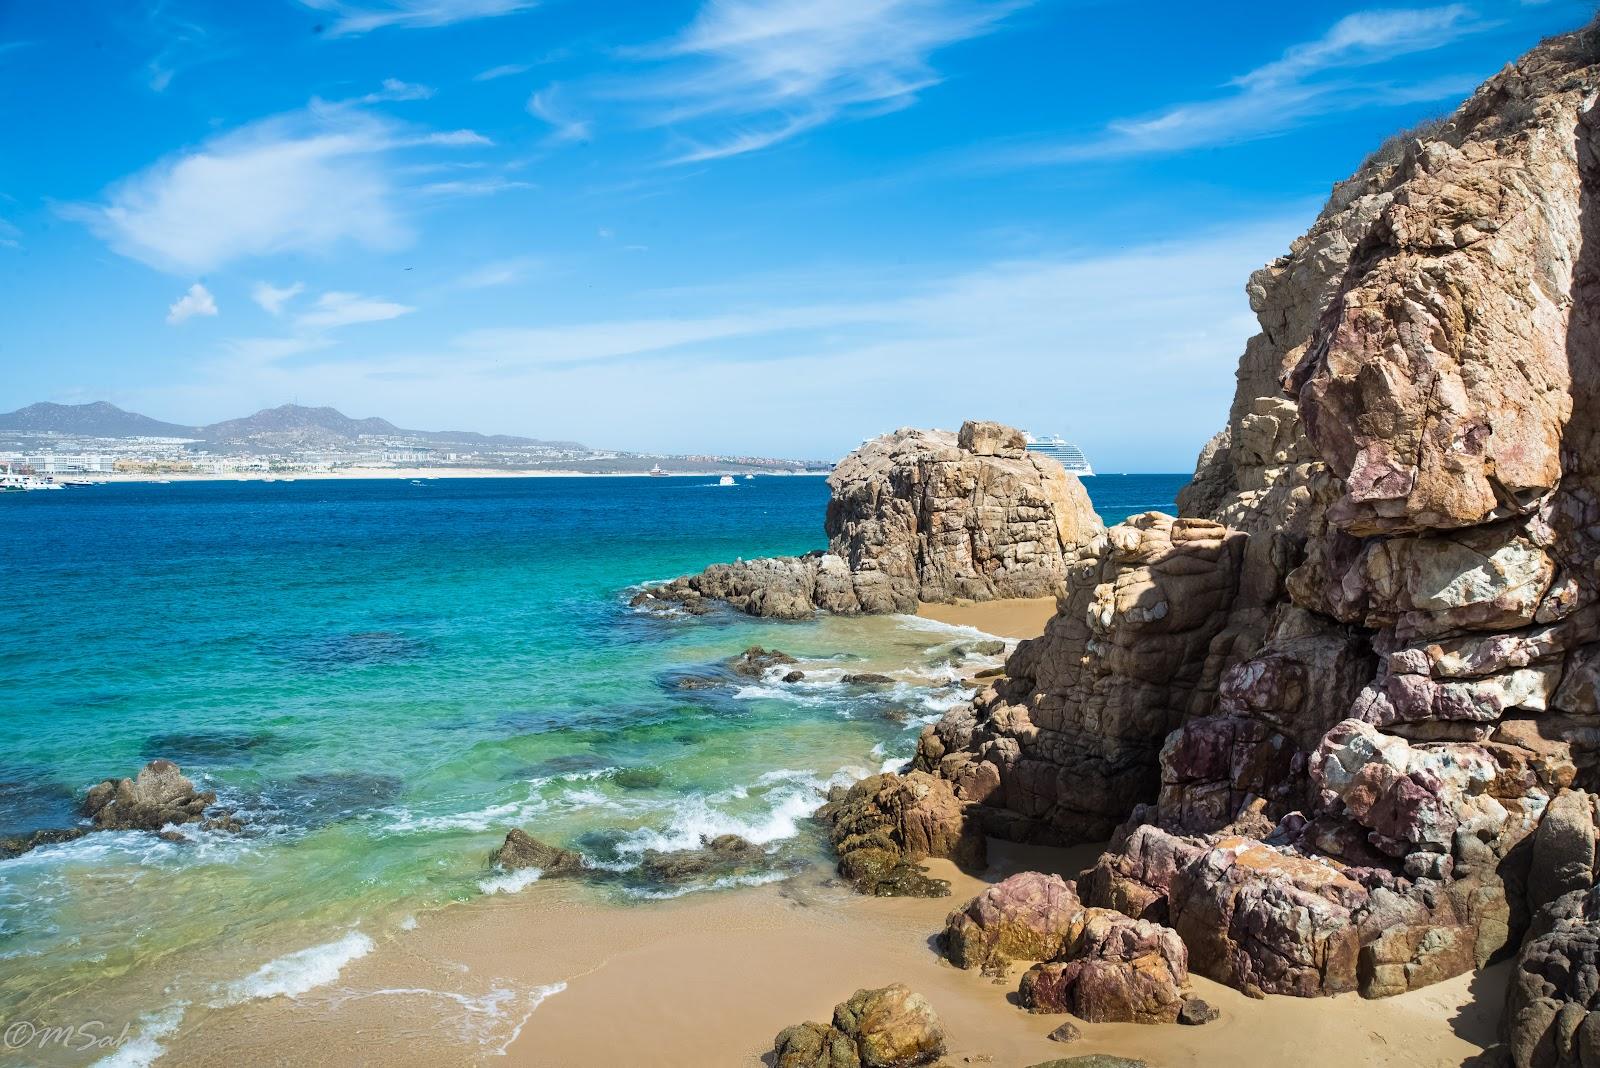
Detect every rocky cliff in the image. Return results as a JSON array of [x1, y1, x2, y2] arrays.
[[901, 20, 1600, 1051], [636, 420, 1102, 618]]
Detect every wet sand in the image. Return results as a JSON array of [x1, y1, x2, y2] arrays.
[[168, 842, 1502, 1067], [917, 597, 1059, 641]]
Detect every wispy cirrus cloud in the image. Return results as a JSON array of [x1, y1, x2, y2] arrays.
[[527, 86, 592, 143], [297, 0, 537, 36], [998, 5, 1487, 163], [631, 0, 1027, 163]]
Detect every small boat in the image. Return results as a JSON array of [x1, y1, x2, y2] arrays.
[[744, 474, 754, 481], [718, 475, 736, 487], [648, 464, 670, 478]]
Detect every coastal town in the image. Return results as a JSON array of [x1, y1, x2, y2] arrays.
[[0, 401, 832, 482]]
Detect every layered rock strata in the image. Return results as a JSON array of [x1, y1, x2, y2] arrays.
[[637, 420, 1102, 618], [902, 18, 1600, 1029]]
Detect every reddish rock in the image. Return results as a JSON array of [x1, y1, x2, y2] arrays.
[[943, 871, 1082, 969]]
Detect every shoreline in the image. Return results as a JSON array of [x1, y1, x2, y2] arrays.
[[64, 468, 832, 484], [153, 598, 1495, 1067], [166, 843, 1503, 1067]]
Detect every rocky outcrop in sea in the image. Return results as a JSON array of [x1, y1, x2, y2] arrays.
[[634, 420, 1102, 618], [887, 19, 1600, 1056]]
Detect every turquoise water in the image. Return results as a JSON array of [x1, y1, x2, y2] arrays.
[[0, 473, 1186, 1060]]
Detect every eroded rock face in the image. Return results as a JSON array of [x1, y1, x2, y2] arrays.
[[772, 985, 945, 1068], [896, 18, 1600, 1015], [1506, 888, 1600, 1068], [643, 422, 1102, 618]]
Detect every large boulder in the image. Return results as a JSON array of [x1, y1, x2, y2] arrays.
[[1530, 790, 1599, 914], [772, 985, 945, 1068], [81, 760, 219, 832], [645, 422, 1102, 617], [821, 772, 985, 897], [942, 871, 1083, 969], [1017, 909, 1188, 1024]]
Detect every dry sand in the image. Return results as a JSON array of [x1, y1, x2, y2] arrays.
[[917, 597, 1059, 641], [169, 842, 1502, 1068]]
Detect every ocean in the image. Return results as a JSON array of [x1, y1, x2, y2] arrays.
[[0, 472, 1187, 1063]]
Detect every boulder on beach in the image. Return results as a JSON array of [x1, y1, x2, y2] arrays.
[[819, 771, 984, 897], [772, 984, 945, 1068], [943, 871, 1083, 969], [490, 829, 585, 876]]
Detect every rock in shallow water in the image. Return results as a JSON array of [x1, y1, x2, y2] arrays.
[[490, 828, 585, 876], [819, 771, 984, 897]]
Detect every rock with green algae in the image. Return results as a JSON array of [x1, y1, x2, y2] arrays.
[[1025, 1058, 1150, 1068], [771, 984, 945, 1068], [818, 771, 984, 898], [489, 828, 585, 876]]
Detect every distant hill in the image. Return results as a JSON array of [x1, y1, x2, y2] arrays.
[[0, 401, 199, 438], [0, 401, 586, 450]]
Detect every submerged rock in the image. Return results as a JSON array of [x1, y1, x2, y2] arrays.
[[841, 673, 895, 686], [730, 646, 798, 678], [491, 829, 585, 876], [772, 984, 945, 1068], [637, 834, 767, 884]]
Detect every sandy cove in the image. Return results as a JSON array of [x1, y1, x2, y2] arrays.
[[162, 599, 1500, 1068], [167, 843, 1501, 1068]]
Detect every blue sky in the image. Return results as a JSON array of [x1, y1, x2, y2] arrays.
[[0, 0, 1591, 467]]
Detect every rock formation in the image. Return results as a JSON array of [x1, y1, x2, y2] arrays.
[[636, 420, 1102, 618], [772, 984, 946, 1068], [817, 772, 986, 897], [2, 760, 238, 859], [895, 15, 1600, 1032], [490, 828, 586, 877]]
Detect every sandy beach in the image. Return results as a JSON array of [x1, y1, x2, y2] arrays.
[[167, 842, 1501, 1068], [156, 599, 1502, 1067]]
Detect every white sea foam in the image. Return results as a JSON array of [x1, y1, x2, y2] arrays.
[[478, 867, 543, 895], [347, 981, 565, 1055], [217, 931, 375, 1005], [398, 914, 419, 931], [91, 1002, 187, 1068], [615, 766, 862, 859], [623, 870, 790, 900], [890, 614, 1000, 639]]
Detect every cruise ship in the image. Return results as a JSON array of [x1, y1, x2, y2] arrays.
[[1023, 434, 1094, 476]]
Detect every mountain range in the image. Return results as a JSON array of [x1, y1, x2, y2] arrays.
[[0, 402, 586, 450]]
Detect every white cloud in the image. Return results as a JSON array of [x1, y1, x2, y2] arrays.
[[415, 177, 532, 197], [167, 283, 219, 325], [527, 86, 592, 143], [0, 218, 19, 249], [475, 62, 532, 81], [637, 0, 1025, 162], [452, 258, 539, 289], [361, 77, 435, 103], [298, 0, 538, 36], [252, 281, 306, 315], [294, 291, 415, 330], [171, 216, 1303, 467], [66, 106, 494, 273], [1006, 5, 1486, 162]]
